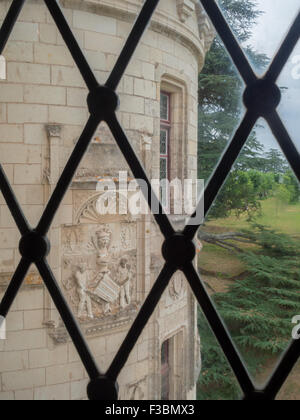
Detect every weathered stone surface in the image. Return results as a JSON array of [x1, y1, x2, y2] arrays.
[[0, 0, 213, 400]]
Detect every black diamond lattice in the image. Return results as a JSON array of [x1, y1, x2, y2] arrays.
[[0, 0, 299, 400]]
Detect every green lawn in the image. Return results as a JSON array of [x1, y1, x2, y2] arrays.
[[208, 198, 300, 236]]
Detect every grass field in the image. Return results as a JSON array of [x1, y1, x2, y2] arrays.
[[212, 198, 300, 237]]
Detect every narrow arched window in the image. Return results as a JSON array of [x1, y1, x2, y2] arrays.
[[160, 91, 171, 208]]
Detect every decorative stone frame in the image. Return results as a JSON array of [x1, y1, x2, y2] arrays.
[[160, 76, 188, 188]]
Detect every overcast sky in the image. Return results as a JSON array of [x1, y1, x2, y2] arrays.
[[247, 0, 300, 154]]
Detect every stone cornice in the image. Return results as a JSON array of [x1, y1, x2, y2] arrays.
[[61, 0, 214, 66]]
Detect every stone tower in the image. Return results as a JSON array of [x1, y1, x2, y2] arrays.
[[0, 0, 213, 400]]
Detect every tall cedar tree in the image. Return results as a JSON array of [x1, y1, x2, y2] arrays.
[[198, 0, 269, 219]]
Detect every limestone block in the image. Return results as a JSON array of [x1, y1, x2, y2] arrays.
[[39, 24, 57, 44], [0, 144, 41, 164], [126, 59, 143, 78], [0, 206, 16, 228], [6, 311, 24, 332], [8, 104, 48, 124], [84, 50, 106, 71], [137, 340, 149, 362], [142, 62, 155, 81], [70, 379, 89, 400], [119, 95, 144, 114], [45, 362, 85, 386], [0, 83, 23, 103], [0, 248, 14, 272], [51, 65, 85, 87], [2, 368, 45, 391], [130, 114, 154, 135], [34, 383, 70, 400], [142, 31, 158, 49], [0, 392, 14, 400], [24, 124, 47, 145], [25, 185, 44, 205], [11, 22, 39, 42], [0, 124, 23, 143], [67, 88, 88, 107], [85, 32, 122, 54], [19, 3, 48, 23], [0, 104, 6, 123], [56, 28, 84, 49], [29, 346, 68, 369], [87, 336, 107, 358], [14, 389, 34, 400], [0, 2, 8, 20], [4, 41, 33, 63], [163, 52, 179, 69], [34, 43, 73, 66], [14, 164, 42, 185], [106, 331, 127, 353], [145, 99, 159, 118], [16, 289, 44, 311], [122, 76, 134, 95], [49, 105, 87, 125], [148, 46, 163, 64], [0, 350, 28, 372], [0, 229, 19, 249], [24, 309, 44, 330], [59, 205, 73, 225], [67, 343, 80, 364], [134, 79, 157, 99], [24, 85, 66, 105], [73, 10, 117, 35], [4, 330, 46, 351]]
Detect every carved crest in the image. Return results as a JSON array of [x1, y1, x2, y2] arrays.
[[61, 210, 139, 334]]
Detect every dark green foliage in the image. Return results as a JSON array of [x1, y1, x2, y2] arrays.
[[197, 226, 300, 400], [197, 0, 300, 401], [198, 0, 299, 220], [209, 170, 277, 220], [198, 0, 269, 185], [198, 0, 271, 220]]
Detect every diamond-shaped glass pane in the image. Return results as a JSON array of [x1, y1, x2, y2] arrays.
[[197, 305, 243, 400], [276, 361, 300, 400], [277, 39, 300, 152], [218, 0, 299, 76], [198, 35, 246, 185]]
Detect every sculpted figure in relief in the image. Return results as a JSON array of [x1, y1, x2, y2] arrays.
[[117, 257, 132, 308], [75, 262, 94, 319]]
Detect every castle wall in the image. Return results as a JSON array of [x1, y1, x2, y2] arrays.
[[0, 0, 212, 400]]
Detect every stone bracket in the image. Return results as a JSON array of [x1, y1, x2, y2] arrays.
[[177, 0, 196, 23]]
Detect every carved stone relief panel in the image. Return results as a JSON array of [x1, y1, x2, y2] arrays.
[[60, 190, 140, 337]]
